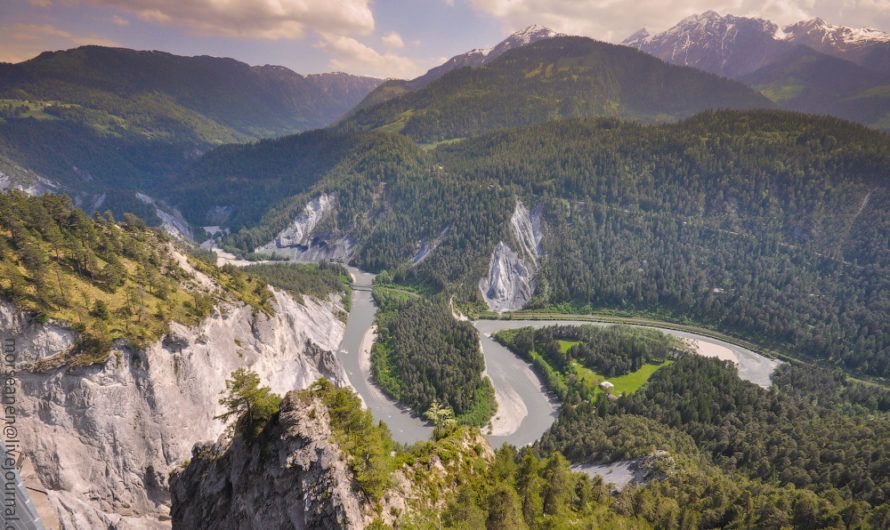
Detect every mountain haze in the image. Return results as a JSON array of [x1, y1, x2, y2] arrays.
[[353, 25, 561, 111], [625, 11, 890, 130], [0, 45, 381, 222], [337, 36, 773, 143], [625, 11, 890, 76], [739, 46, 890, 129]]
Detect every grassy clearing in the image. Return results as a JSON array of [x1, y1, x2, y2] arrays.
[[587, 361, 673, 396], [559, 339, 581, 353]]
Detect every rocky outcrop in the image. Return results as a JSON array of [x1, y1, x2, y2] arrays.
[[480, 201, 543, 312], [135, 192, 194, 240], [479, 242, 536, 313], [255, 194, 355, 262], [510, 202, 542, 267], [412, 227, 449, 265], [259, 236, 356, 263], [571, 451, 675, 490], [7, 288, 348, 529], [270, 194, 333, 248], [171, 402, 497, 530], [170, 391, 364, 529]]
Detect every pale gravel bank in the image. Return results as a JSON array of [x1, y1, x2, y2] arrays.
[[357, 325, 386, 403], [688, 338, 740, 364], [487, 380, 528, 436]]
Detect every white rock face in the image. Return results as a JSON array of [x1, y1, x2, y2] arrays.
[[412, 227, 449, 265], [135, 192, 194, 240], [479, 242, 536, 313], [510, 202, 543, 267], [274, 194, 333, 247], [255, 194, 355, 262], [480, 201, 544, 312], [8, 288, 348, 529]]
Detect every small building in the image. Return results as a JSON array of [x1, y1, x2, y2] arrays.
[[599, 381, 614, 393]]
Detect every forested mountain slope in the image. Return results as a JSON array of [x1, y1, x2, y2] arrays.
[[177, 129, 432, 234], [0, 46, 380, 219], [0, 190, 275, 367], [740, 46, 890, 130], [335, 36, 773, 143], [211, 110, 890, 379], [352, 25, 560, 112]]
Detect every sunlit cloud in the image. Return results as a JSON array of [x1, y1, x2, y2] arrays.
[[79, 0, 375, 39], [382, 31, 405, 49], [466, 0, 890, 42], [316, 32, 429, 78], [0, 23, 122, 63]]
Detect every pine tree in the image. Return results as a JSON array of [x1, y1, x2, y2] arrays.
[[215, 368, 281, 441]]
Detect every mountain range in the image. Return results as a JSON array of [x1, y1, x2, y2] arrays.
[[624, 11, 890, 76], [0, 46, 381, 220], [353, 24, 562, 111], [337, 35, 772, 143], [624, 11, 890, 129], [4, 12, 890, 529]]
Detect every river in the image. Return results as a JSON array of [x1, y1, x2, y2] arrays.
[[334, 268, 779, 447]]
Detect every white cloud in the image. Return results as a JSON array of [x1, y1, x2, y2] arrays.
[[316, 33, 428, 78], [0, 23, 122, 63], [109, 15, 130, 26], [466, 0, 890, 42], [29, 0, 52, 7], [382, 31, 405, 49], [80, 0, 375, 39]]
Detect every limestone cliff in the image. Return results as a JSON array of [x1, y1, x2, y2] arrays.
[[255, 193, 355, 262], [170, 391, 365, 529], [8, 287, 348, 529], [480, 201, 543, 312], [171, 388, 496, 530]]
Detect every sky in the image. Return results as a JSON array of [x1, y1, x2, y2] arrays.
[[1, 0, 889, 79]]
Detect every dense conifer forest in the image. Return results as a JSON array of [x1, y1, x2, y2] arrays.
[[370, 288, 496, 426], [209, 110, 890, 379]]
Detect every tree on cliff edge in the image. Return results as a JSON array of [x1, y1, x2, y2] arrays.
[[216, 368, 282, 441]]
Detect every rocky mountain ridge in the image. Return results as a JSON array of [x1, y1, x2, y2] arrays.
[[624, 11, 890, 76], [350, 25, 561, 111]]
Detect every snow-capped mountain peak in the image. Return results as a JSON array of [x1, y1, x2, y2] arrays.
[[406, 24, 562, 88], [509, 24, 561, 45], [623, 28, 650, 46], [622, 11, 782, 77], [782, 18, 890, 46], [486, 25, 563, 57], [624, 11, 890, 77]]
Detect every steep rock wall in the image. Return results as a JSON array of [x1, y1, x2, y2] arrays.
[[510, 201, 542, 267], [255, 194, 355, 262], [7, 289, 347, 529], [480, 201, 543, 312], [170, 391, 365, 529], [479, 241, 536, 313]]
